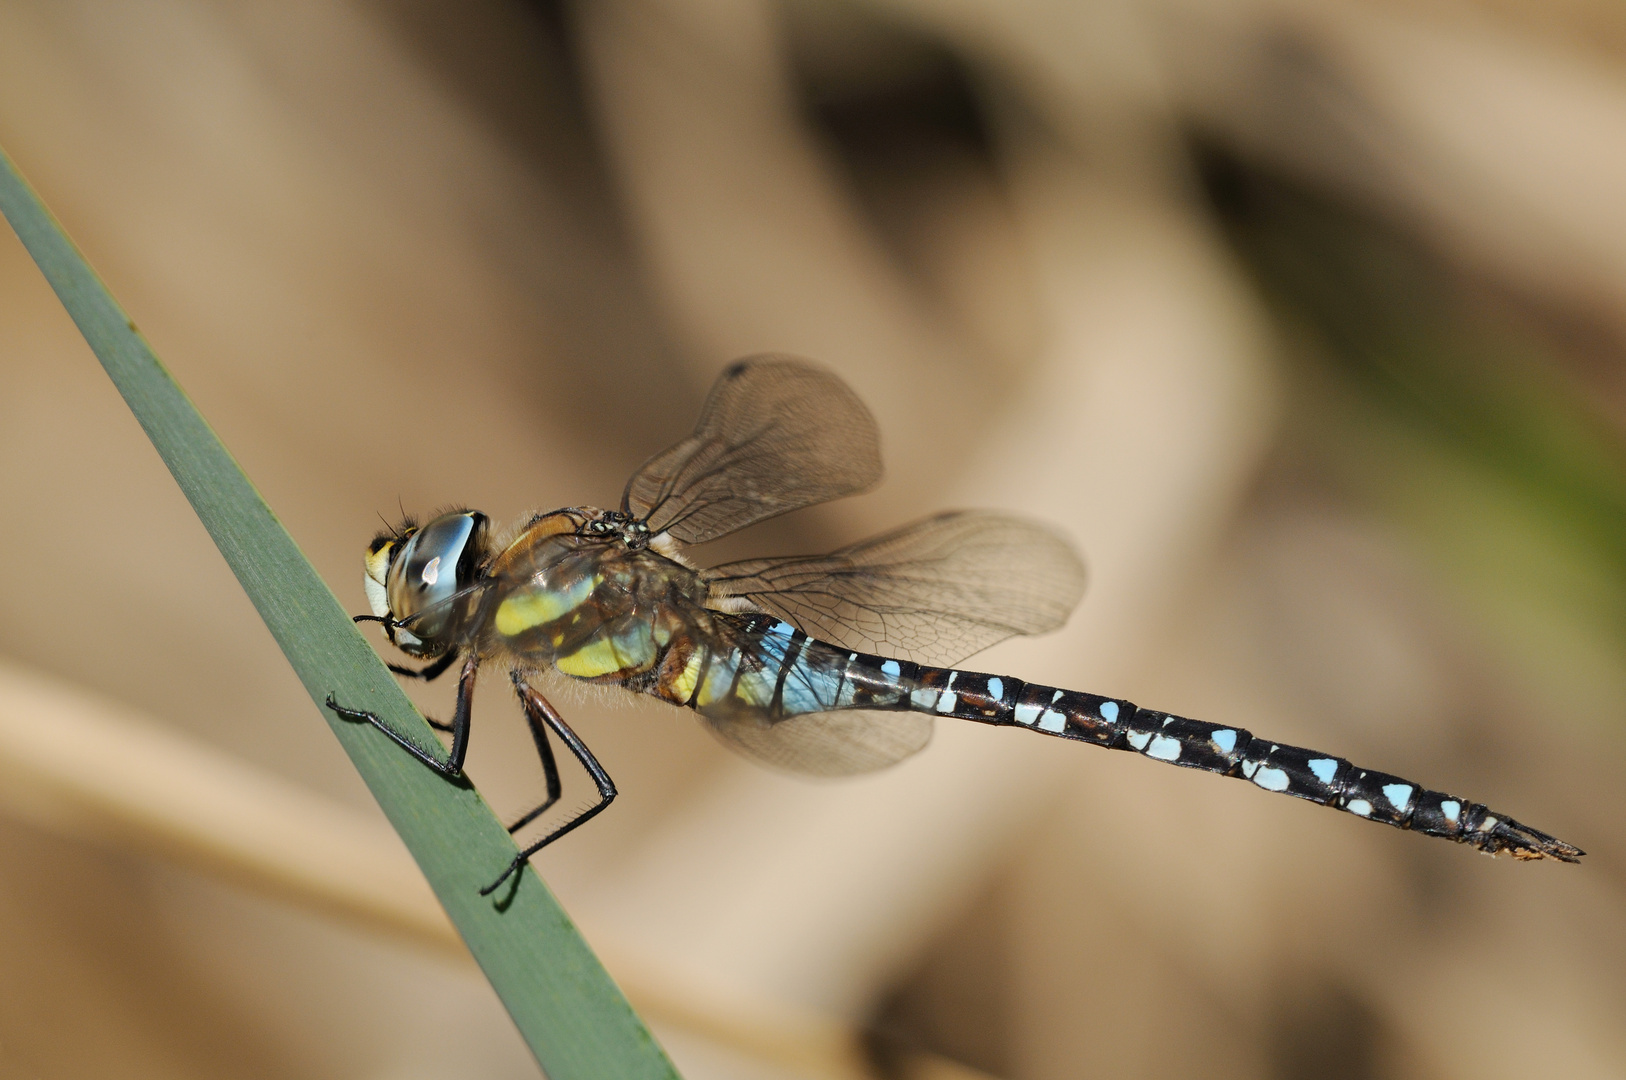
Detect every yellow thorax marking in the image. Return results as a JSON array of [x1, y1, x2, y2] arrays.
[[668, 648, 705, 702], [493, 575, 598, 637], [555, 635, 627, 678]]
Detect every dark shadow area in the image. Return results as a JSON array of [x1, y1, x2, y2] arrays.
[[864, 882, 1011, 1078], [1193, 135, 1626, 647], [361, 0, 697, 454], [1267, 974, 1384, 1080]]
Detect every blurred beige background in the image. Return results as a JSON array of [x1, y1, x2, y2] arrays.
[[0, 1, 1622, 1078]]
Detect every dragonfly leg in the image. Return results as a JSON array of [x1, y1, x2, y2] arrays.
[[480, 672, 617, 897], [505, 687, 564, 834], [386, 648, 459, 683], [325, 654, 478, 778]]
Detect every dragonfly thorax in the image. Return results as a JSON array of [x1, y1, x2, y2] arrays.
[[585, 509, 654, 550], [365, 510, 491, 656]]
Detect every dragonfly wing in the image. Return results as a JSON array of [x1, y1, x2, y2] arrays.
[[704, 511, 1086, 667], [701, 708, 933, 776], [622, 356, 882, 545]]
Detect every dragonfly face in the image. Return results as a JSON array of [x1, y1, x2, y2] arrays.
[[332, 355, 1580, 898], [365, 510, 490, 657]]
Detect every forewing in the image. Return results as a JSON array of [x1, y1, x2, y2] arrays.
[[704, 511, 1086, 666], [701, 708, 933, 777], [622, 356, 882, 545]]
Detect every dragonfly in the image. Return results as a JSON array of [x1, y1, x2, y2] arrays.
[[329, 356, 1582, 895]]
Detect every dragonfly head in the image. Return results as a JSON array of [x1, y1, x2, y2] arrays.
[[364, 510, 490, 656]]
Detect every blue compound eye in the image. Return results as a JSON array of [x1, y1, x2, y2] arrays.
[[385, 511, 485, 650]]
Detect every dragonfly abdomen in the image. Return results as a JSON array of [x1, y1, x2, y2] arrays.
[[680, 615, 1579, 863], [741, 628, 1578, 862], [921, 665, 1579, 862]]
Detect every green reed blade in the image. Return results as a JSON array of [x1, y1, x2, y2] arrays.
[[0, 143, 680, 1080]]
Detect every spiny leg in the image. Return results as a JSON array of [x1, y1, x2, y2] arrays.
[[480, 672, 617, 897], [387, 649, 459, 683], [391, 650, 462, 731], [505, 684, 564, 834], [326, 654, 478, 777]]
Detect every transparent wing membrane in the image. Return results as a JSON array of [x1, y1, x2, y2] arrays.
[[704, 511, 1087, 666], [701, 708, 933, 776], [682, 613, 934, 776], [622, 356, 882, 545]]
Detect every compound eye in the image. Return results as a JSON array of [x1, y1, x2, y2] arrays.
[[385, 512, 485, 648]]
